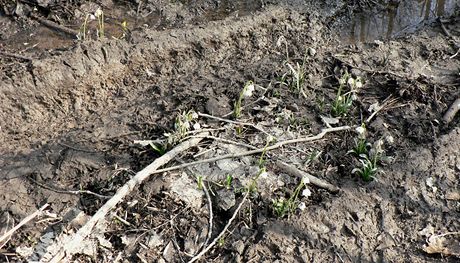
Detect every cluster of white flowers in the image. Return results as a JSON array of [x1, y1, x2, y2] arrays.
[[347, 77, 363, 89]]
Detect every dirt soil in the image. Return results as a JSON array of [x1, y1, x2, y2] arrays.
[[0, 0, 459, 262]]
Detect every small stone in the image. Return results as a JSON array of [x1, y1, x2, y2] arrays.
[[163, 242, 175, 263], [217, 189, 236, 211], [233, 240, 245, 254], [257, 212, 267, 225], [445, 191, 460, 201], [147, 232, 163, 248]]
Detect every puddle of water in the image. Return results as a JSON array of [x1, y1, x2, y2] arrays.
[[343, 0, 458, 44], [0, 1, 260, 53]]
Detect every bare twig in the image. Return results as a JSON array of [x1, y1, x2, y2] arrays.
[[0, 50, 33, 61], [443, 97, 460, 124], [112, 214, 131, 226], [0, 204, 49, 248], [275, 160, 339, 193], [450, 48, 460, 59], [189, 192, 249, 263], [146, 126, 351, 176], [29, 177, 111, 199], [48, 133, 208, 262], [201, 183, 213, 249], [333, 55, 405, 79], [30, 13, 79, 37], [188, 135, 257, 150], [365, 95, 399, 123], [198, 112, 273, 137]]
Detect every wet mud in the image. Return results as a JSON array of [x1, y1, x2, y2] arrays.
[[0, 0, 459, 262]]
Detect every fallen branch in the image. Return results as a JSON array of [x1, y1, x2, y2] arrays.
[[198, 112, 273, 137], [48, 133, 208, 262], [443, 97, 460, 124], [147, 126, 351, 176], [30, 13, 79, 37], [0, 204, 49, 248], [0, 50, 33, 61], [189, 192, 249, 263], [275, 160, 339, 193]]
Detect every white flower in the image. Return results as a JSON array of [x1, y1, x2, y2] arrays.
[[385, 135, 394, 144], [95, 8, 103, 18], [243, 83, 255, 98], [298, 202, 306, 211], [190, 111, 198, 119], [355, 125, 366, 137], [266, 135, 275, 143], [302, 176, 310, 185], [302, 188, 312, 198], [182, 121, 190, 130], [426, 177, 434, 187], [347, 77, 355, 86], [193, 122, 201, 130]]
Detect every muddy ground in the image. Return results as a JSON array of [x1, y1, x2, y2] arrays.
[[0, 0, 459, 262]]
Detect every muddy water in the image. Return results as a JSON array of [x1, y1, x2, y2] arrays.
[[345, 0, 457, 43], [0, 1, 261, 52], [2, 0, 456, 52]]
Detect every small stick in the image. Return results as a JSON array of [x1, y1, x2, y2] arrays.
[[198, 112, 273, 137], [29, 177, 111, 199], [188, 135, 257, 150], [48, 133, 208, 262], [0, 51, 33, 61], [443, 97, 460, 124], [30, 13, 79, 37], [275, 160, 339, 193], [365, 95, 399, 123], [450, 48, 460, 59], [201, 183, 213, 249], [188, 192, 249, 263], [146, 126, 351, 176], [0, 204, 50, 248]]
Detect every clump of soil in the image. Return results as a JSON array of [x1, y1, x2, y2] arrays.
[[0, 0, 459, 262]]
